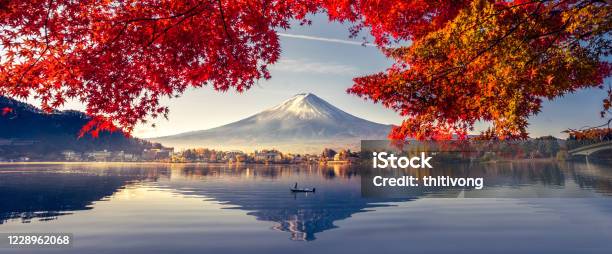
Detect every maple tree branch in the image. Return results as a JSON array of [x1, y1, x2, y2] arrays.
[[430, 0, 578, 82], [145, 4, 207, 47], [111, 3, 205, 24], [460, 0, 556, 35], [520, 0, 604, 66], [95, 2, 208, 53], [106, 22, 129, 48], [214, 0, 240, 67], [16, 0, 53, 86], [216, 0, 233, 43], [494, 0, 551, 14], [428, 17, 524, 83], [474, 1, 548, 59], [569, 118, 612, 133]]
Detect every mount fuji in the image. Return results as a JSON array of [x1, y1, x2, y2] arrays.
[[149, 93, 391, 153]]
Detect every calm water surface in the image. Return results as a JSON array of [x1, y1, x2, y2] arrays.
[[0, 162, 611, 253]]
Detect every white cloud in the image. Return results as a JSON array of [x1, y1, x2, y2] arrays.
[[278, 33, 376, 47], [269, 58, 358, 75]]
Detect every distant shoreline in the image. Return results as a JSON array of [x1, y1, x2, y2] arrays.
[[0, 161, 345, 165], [0, 158, 606, 165], [0, 161, 176, 165]]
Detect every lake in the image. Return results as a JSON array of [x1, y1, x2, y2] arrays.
[[1, 161, 611, 253]]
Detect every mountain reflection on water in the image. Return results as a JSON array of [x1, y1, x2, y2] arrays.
[[0, 161, 610, 241], [166, 164, 410, 241], [0, 164, 166, 224]]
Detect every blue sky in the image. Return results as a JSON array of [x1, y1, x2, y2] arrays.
[[31, 14, 611, 139]]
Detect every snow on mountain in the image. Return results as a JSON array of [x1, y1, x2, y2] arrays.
[[150, 93, 391, 152]]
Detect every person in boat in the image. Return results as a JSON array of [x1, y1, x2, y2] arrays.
[[292, 182, 315, 192]]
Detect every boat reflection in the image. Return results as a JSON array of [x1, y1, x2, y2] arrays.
[[165, 164, 410, 241]]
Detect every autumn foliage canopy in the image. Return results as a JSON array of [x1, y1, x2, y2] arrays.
[[0, 0, 610, 139]]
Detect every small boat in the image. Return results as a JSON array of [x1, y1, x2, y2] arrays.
[[291, 182, 316, 193]]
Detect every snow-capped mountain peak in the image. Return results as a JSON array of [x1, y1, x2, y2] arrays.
[[264, 93, 351, 120], [151, 93, 391, 152]]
